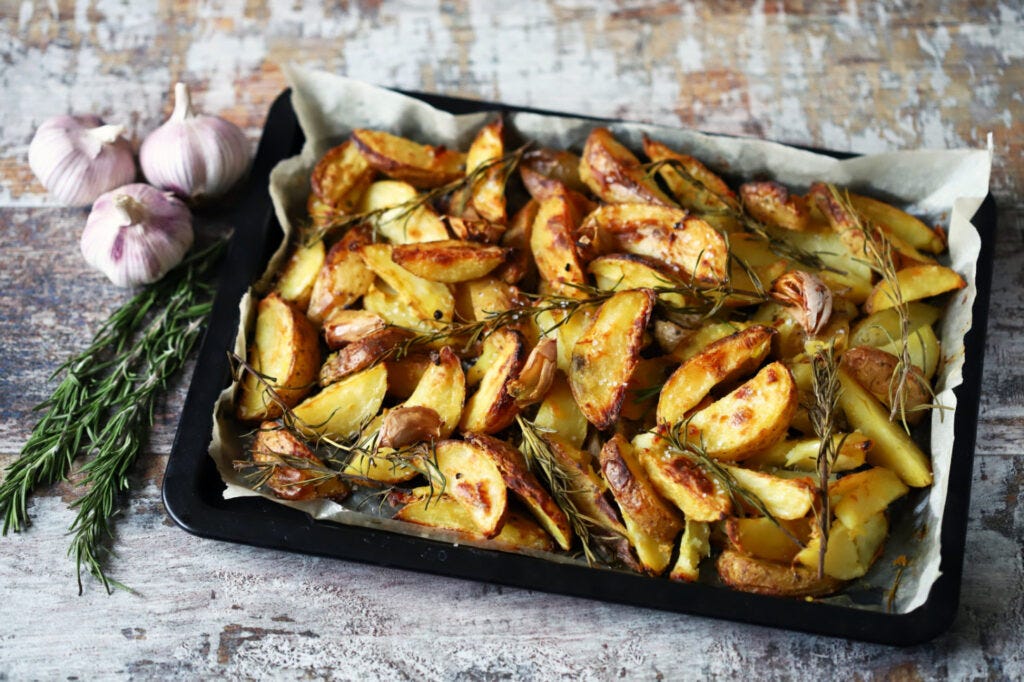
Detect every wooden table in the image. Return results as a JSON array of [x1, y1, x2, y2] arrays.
[[2, 2, 1021, 678]]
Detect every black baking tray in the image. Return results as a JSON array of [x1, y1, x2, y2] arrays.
[[163, 87, 996, 645]]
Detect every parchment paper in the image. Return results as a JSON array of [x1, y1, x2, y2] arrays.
[[210, 64, 992, 613]]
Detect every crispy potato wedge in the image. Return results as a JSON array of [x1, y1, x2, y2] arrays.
[[536, 306, 596, 376], [850, 304, 941, 380], [621, 356, 671, 422], [391, 239, 509, 283], [460, 329, 526, 434], [795, 512, 889, 580], [863, 264, 966, 314], [319, 327, 413, 386], [341, 413, 421, 485], [657, 325, 774, 425], [543, 434, 629, 540], [669, 520, 711, 582], [849, 192, 945, 254], [404, 347, 466, 438], [768, 225, 874, 303], [492, 199, 539, 284], [275, 240, 326, 311], [837, 366, 932, 487], [251, 423, 349, 501], [520, 147, 588, 196], [433, 439, 508, 537], [588, 253, 690, 310], [739, 181, 810, 232], [841, 346, 930, 423], [361, 243, 455, 323], [466, 119, 507, 224], [534, 372, 589, 450], [292, 362, 387, 441], [745, 433, 871, 472], [351, 129, 465, 188], [569, 289, 656, 430], [237, 293, 321, 421], [829, 466, 909, 530], [310, 140, 376, 214], [725, 517, 812, 564], [362, 282, 439, 334], [717, 549, 845, 598], [322, 308, 386, 350], [306, 226, 376, 324], [579, 127, 675, 206], [357, 179, 449, 243], [641, 137, 739, 219], [723, 465, 816, 520], [634, 431, 732, 522], [600, 435, 683, 574], [684, 362, 798, 461], [530, 193, 587, 289], [465, 432, 572, 551]]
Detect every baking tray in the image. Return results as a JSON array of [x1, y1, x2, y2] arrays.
[[163, 87, 996, 645]]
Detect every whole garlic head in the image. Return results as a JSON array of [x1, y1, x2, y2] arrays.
[[28, 115, 137, 206], [81, 183, 193, 287], [140, 83, 250, 201]]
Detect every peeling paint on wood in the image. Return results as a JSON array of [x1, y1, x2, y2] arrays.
[[1, 1, 1022, 679]]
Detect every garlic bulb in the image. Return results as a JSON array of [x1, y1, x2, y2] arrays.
[[81, 183, 193, 287], [140, 83, 250, 200], [28, 115, 137, 206]]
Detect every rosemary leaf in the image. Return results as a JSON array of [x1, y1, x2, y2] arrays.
[[809, 341, 844, 578]]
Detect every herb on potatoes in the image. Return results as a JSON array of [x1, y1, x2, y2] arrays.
[[808, 341, 845, 578]]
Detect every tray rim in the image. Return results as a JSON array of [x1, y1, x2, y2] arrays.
[[163, 86, 996, 646]]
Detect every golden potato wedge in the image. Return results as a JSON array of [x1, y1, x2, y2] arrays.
[[723, 465, 815, 520], [391, 239, 509, 283], [795, 512, 889, 580], [492, 199, 539, 284], [543, 434, 628, 539], [466, 119, 507, 224], [433, 439, 508, 537], [404, 347, 466, 438], [725, 517, 811, 564], [849, 192, 945, 254], [534, 372, 589, 450], [274, 240, 326, 311], [318, 327, 413, 387], [310, 140, 376, 214], [530, 193, 587, 289], [579, 127, 675, 206], [351, 129, 465, 188], [341, 413, 421, 485], [588, 253, 689, 310], [745, 433, 871, 472], [465, 432, 572, 551], [849, 304, 941, 380], [292, 363, 387, 442], [657, 325, 774, 425], [569, 289, 656, 430], [251, 423, 349, 501], [322, 308, 386, 350], [668, 321, 748, 362], [768, 225, 874, 303], [829, 466, 909, 530], [599, 435, 683, 574], [384, 353, 432, 399], [306, 225, 376, 324], [684, 361, 797, 461], [237, 293, 321, 421], [841, 346, 930, 423], [362, 282, 440, 334], [669, 520, 711, 582], [863, 264, 966, 314], [717, 549, 845, 598], [361, 243, 455, 323], [520, 147, 588, 196], [837, 366, 932, 487], [641, 137, 739, 220], [634, 431, 731, 522], [621, 356, 671, 422], [739, 181, 810, 232], [460, 329, 526, 434], [357, 179, 449, 243], [807, 182, 870, 258], [536, 306, 596, 376]]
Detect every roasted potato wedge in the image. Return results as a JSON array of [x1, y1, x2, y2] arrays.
[[274, 240, 326, 311], [849, 303, 941, 380], [357, 179, 449, 243], [433, 439, 508, 537], [351, 128, 465, 188], [569, 289, 656, 430], [669, 520, 711, 582], [391, 239, 509, 283], [465, 119, 507, 224], [725, 517, 812, 564], [492, 199, 539, 284], [465, 432, 572, 551], [543, 434, 629, 540], [520, 147, 588, 196], [642, 136, 741, 232], [460, 329, 525, 434], [310, 139, 376, 214], [863, 264, 966, 314], [723, 465, 815, 520], [318, 327, 413, 386], [530, 193, 587, 289], [841, 346, 930, 423], [795, 512, 889, 580], [533, 372, 589, 450], [657, 325, 774, 425], [306, 225, 376, 324], [849, 192, 945, 254], [362, 282, 440, 334], [251, 423, 349, 501], [829, 466, 909, 530], [745, 433, 871, 472], [579, 127, 675, 206], [634, 431, 732, 522], [739, 181, 810, 232], [292, 363, 387, 441], [404, 347, 466, 438], [237, 293, 320, 421], [361, 243, 455, 323], [717, 549, 845, 598], [588, 253, 689, 310]]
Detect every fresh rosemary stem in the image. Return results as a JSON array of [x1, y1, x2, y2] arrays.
[[809, 342, 844, 579]]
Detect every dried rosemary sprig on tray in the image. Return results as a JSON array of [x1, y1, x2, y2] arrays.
[[0, 239, 225, 593], [809, 341, 845, 578]]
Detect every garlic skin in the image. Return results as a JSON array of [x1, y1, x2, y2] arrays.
[[28, 115, 137, 206], [140, 83, 250, 200], [81, 183, 194, 287]]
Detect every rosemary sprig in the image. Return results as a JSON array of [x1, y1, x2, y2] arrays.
[[304, 144, 529, 245], [644, 158, 835, 273], [662, 420, 804, 548], [0, 241, 224, 553], [808, 341, 845, 579], [515, 416, 604, 565]]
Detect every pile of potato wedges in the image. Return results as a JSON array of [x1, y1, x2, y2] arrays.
[[233, 119, 965, 598]]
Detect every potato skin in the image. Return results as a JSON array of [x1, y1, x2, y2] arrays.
[[599, 435, 682, 544], [579, 127, 675, 206], [307, 225, 375, 324], [309, 140, 376, 214], [391, 240, 509, 283], [351, 128, 465, 188], [841, 346, 929, 423], [717, 549, 845, 598]]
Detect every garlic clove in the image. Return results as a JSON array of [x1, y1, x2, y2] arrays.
[[770, 270, 834, 336], [81, 183, 194, 287], [140, 82, 251, 201], [28, 115, 137, 207]]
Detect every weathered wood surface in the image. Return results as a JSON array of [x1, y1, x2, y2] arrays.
[[1, 1, 1022, 679]]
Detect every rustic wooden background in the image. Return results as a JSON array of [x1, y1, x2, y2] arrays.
[[2, 1, 1022, 679]]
